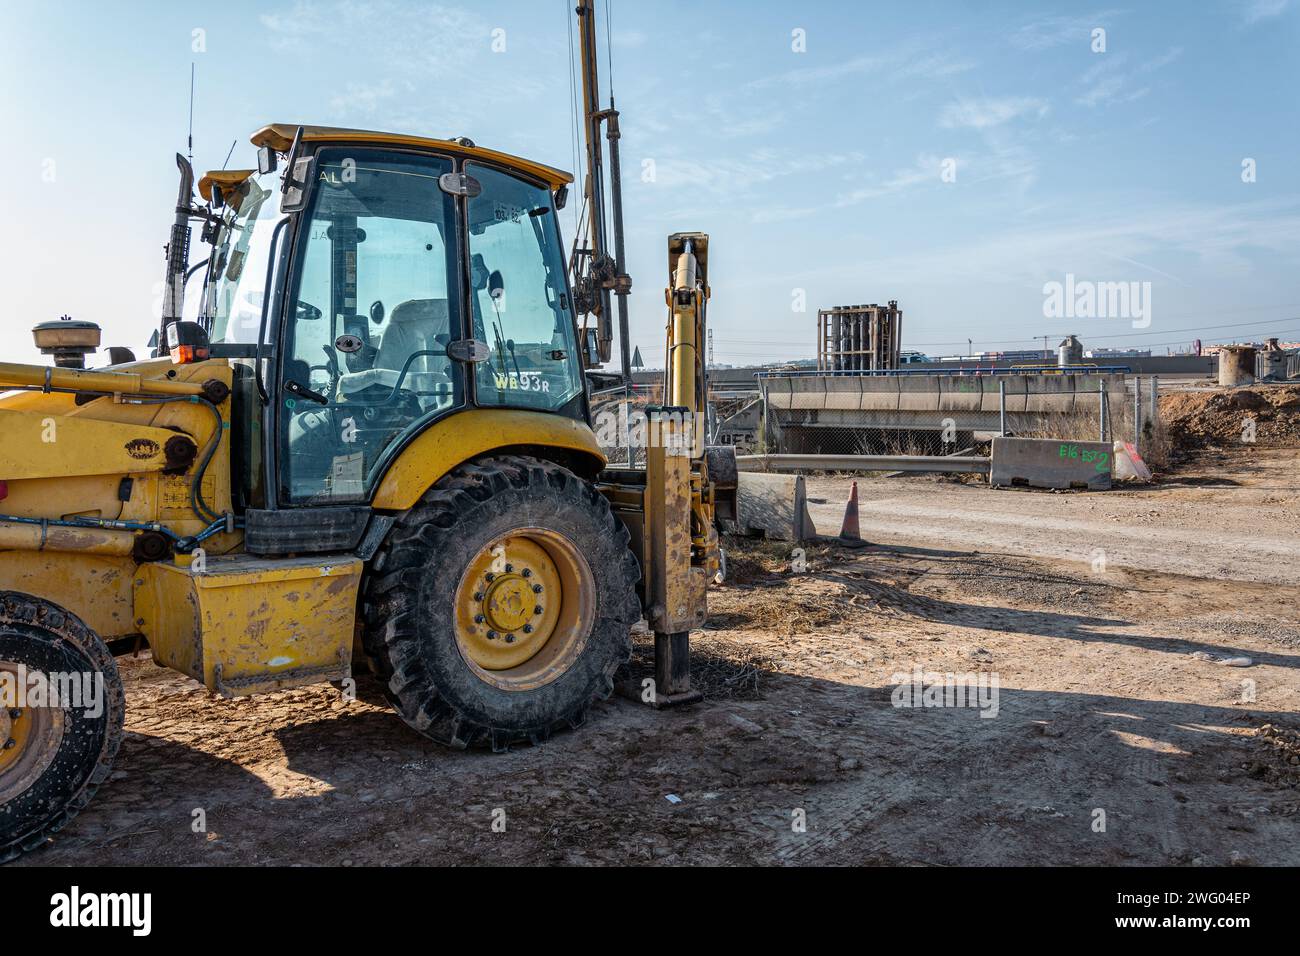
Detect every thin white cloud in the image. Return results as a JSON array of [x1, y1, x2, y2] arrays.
[[746, 48, 975, 92], [939, 96, 1049, 129], [259, 1, 546, 134], [768, 198, 1300, 287], [1009, 10, 1122, 51], [1243, 0, 1290, 24], [1140, 46, 1183, 72], [648, 148, 865, 194], [750, 146, 1038, 224], [1076, 49, 1175, 108]]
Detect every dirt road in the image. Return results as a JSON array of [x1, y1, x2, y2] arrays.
[[12, 448, 1300, 867], [806, 448, 1300, 586]]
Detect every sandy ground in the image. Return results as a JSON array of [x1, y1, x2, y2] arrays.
[[804, 447, 1300, 586], [13, 448, 1300, 867]]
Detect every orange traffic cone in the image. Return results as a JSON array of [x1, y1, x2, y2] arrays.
[[838, 481, 866, 546]]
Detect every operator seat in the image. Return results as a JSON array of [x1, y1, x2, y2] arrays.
[[337, 298, 452, 403], [377, 298, 451, 374]]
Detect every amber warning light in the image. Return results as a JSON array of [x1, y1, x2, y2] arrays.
[[167, 321, 211, 364]]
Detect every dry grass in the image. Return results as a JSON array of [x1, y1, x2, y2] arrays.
[[627, 631, 779, 700], [714, 535, 924, 638], [1008, 399, 1170, 471]]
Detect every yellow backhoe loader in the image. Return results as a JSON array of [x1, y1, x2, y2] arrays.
[[0, 0, 736, 862]]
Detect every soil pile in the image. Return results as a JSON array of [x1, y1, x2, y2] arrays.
[[1160, 383, 1300, 452]]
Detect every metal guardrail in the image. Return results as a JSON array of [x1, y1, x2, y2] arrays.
[[737, 453, 991, 474], [754, 366, 1132, 379]]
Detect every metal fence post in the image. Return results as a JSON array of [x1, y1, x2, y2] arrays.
[[1133, 377, 1142, 454], [1149, 376, 1158, 434], [1099, 382, 1108, 443], [999, 379, 1007, 436]]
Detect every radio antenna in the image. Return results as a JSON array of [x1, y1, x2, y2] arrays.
[[187, 63, 195, 166]]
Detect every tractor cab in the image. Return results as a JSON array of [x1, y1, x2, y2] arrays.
[[196, 125, 587, 507]]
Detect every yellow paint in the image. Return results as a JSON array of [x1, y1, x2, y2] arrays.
[[250, 124, 574, 189], [371, 408, 605, 511], [0, 409, 194, 480], [135, 555, 362, 697], [0, 359, 233, 531], [452, 529, 594, 690], [198, 169, 255, 202], [0, 553, 137, 639], [0, 358, 238, 640], [0, 361, 206, 397], [455, 535, 562, 671]]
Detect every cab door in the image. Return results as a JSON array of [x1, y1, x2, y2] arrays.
[[276, 148, 464, 505]]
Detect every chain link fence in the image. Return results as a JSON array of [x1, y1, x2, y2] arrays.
[[590, 371, 1171, 470], [754, 371, 1166, 466]]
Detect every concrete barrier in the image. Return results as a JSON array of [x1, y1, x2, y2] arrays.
[[990, 436, 1113, 490], [1024, 375, 1074, 413], [938, 376, 982, 412], [735, 472, 814, 542], [823, 375, 862, 411], [859, 376, 900, 411], [897, 375, 937, 411], [788, 376, 827, 411], [762, 376, 794, 410]]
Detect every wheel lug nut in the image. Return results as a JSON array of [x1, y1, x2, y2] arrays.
[[3, 738, 15, 750], [534, 605, 543, 615], [473, 592, 484, 601], [7, 709, 19, 719], [505, 633, 515, 643], [487, 630, 498, 640], [475, 614, 485, 624], [532, 584, 543, 593], [504, 563, 513, 573], [485, 572, 495, 582], [522, 568, 532, 578], [522, 624, 533, 634]]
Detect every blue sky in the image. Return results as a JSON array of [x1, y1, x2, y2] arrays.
[[1, 0, 1297, 366]]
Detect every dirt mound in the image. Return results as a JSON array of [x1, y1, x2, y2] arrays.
[[1160, 383, 1300, 453], [1244, 723, 1300, 789]]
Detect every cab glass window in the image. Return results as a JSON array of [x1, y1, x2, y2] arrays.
[[465, 163, 583, 412], [279, 149, 461, 504]]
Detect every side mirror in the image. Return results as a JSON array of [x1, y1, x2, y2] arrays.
[[257, 146, 278, 175], [488, 270, 505, 302], [211, 185, 225, 210], [554, 184, 569, 210], [369, 300, 385, 325], [583, 328, 601, 368], [280, 155, 313, 212]]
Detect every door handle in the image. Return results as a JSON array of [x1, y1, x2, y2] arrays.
[[284, 379, 329, 405]]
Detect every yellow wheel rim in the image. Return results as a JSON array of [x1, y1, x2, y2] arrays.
[[0, 661, 65, 803], [454, 529, 595, 690]]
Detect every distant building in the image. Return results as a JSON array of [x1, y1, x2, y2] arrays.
[[1084, 348, 1151, 359]]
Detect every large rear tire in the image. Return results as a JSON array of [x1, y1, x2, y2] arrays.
[[362, 456, 641, 750], [0, 592, 124, 863]]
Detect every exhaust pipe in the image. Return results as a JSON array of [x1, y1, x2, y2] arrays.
[[160, 154, 196, 356]]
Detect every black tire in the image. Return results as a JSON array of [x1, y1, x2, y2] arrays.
[[362, 455, 641, 750], [0, 592, 124, 864]]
